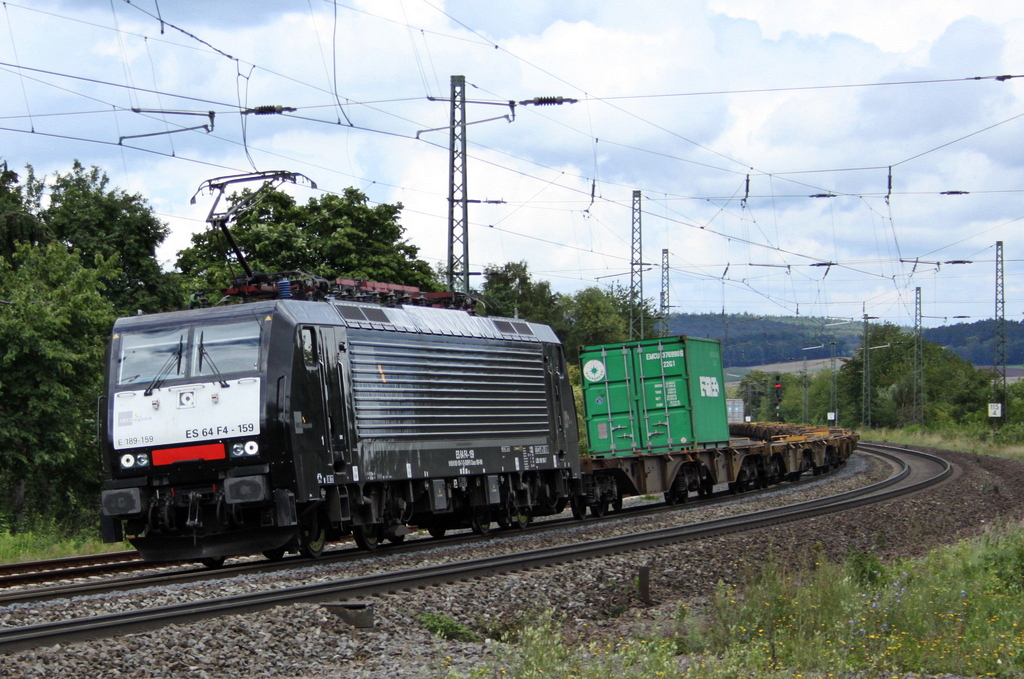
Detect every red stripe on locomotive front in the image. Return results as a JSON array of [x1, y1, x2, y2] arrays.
[[152, 443, 226, 465]]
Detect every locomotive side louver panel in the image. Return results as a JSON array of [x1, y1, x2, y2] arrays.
[[349, 334, 549, 440]]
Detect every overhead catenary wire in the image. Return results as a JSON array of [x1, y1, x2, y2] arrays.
[[2, 2, 1021, 328]]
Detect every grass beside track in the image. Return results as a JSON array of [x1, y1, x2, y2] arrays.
[[0, 529, 129, 565], [869, 428, 1024, 462], [453, 519, 1024, 678]]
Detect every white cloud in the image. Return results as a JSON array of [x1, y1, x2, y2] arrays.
[[1, 0, 1021, 326]]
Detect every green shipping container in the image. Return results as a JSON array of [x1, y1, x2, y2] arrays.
[[579, 336, 730, 457]]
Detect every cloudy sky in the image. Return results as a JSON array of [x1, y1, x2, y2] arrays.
[[1, 0, 1022, 329]]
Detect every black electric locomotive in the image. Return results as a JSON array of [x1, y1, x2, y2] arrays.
[[99, 298, 580, 564]]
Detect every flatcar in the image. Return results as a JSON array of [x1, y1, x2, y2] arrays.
[[99, 298, 579, 565], [576, 336, 857, 510]]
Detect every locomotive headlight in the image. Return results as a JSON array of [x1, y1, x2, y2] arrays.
[[120, 453, 136, 469], [244, 440, 259, 456], [135, 453, 150, 467], [230, 443, 245, 457]]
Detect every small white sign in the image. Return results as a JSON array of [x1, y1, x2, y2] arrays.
[[827, 411, 836, 422], [989, 403, 1003, 418], [582, 359, 606, 382]]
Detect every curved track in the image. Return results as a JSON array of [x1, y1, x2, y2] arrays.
[[0, 455, 856, 603], [0, 443, 949, 652]]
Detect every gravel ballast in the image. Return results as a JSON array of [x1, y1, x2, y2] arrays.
[[3, 444, 1023, 678]]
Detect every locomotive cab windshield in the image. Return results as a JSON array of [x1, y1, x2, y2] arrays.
[[117, 320, 262, 388]]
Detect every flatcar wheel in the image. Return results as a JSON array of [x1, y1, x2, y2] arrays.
[[509, 504, 531, 530], [470, 509, 492, 535], [200, 556, 226, 569], [570, 497, 586, 520], [387, 533, 406, 545], [699, 477, 714, 496], [590, 501, 607, 518], [664, 488, 687, 505], [299, 520, 327, 559], [262, 547, 287, 561], [612, 497, 623, 512], [427, 525, 447, 539], [353, 523, 384, 551]]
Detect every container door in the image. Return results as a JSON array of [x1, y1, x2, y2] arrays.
[[632, 339, 695, 449], [683, 337, 730, 445], [580, 346, 639, 456]]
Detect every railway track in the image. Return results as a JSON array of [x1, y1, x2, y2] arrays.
[[0, 444, 947, 653], [0, 453, 856, 603]]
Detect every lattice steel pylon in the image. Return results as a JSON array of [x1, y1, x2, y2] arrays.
[[629, 190, 643, 340], [995, 240, 1007, 423], [912, 286, 924, 425], [861, 306, 871, 428], [446, 75, 469, 294], [829, 340, 838, 425], [659, 248, 670, 336]]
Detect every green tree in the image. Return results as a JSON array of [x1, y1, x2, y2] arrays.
[[605, 282, 663, 338], [837, 323, 992, 430], [28, 161, 182, 314], [479, 261, 557, 323], [553, 287, 629, 363], [0, 162, 47, 260], [0, 242, 117, 527], [176, 187, 438, 291]]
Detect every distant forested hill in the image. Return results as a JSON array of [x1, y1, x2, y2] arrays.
[[922, 319, 1024, 366], [665, 313, 860, 367], [666, 313, 1024, 368]]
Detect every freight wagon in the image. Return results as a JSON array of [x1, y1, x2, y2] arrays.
[[576, 337, 853, 511]]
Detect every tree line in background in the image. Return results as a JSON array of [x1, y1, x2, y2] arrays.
[[0, 159, 1015, 534], [737, 321, 1014, 438]]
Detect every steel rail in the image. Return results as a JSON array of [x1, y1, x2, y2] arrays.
[[0, 444, 948, 653], [0, 456, 853, 604]]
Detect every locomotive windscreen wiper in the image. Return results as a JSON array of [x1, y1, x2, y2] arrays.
[[143, 335, 184, 396], [197, 331, 230, 389]]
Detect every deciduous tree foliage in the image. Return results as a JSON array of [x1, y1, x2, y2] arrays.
[[27, 161, 183, 315], [176, 187, 439, 291], [0, 242, 116, 526], [479, 261, 557, 324], [0, 162, 47, 261], [553, 287, 630, 363]]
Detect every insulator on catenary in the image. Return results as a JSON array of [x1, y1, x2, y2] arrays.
[[520, 96, 578, 106], [250, 105, 296, 115], [278, 279, 292, 299]]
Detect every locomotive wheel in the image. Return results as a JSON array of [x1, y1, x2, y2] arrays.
[[200, 556, 226, 569], [470, 509, 492, 535], [353, 523, 384, 551], [387, 533, 406, 545], [427, 525, 447, 539], [262, 547, 287, 561], [570, 497, 586, 520], [612, 497, 624, 512], [298, 517, 327, 559], [590, 501, 607, 518]]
